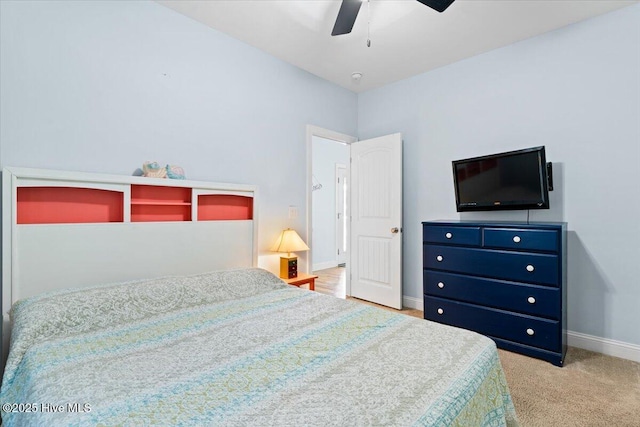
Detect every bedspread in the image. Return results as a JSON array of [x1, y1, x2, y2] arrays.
[[1, 268, 517, 426]]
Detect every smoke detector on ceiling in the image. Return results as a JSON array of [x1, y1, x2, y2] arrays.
[[351, 72, 363, 81]]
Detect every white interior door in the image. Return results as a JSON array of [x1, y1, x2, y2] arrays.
[[336, 164, 348, 265], [350, 133, 402, 309]]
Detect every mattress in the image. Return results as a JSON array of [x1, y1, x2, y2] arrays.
[[0, 268, 518, 426]]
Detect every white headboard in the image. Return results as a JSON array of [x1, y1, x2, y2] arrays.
[[1, 167, 258, 365]]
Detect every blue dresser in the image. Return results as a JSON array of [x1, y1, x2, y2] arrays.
[[422, 220, 567, 366]]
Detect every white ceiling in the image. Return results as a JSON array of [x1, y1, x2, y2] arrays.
[[157, 0, 638, 93]]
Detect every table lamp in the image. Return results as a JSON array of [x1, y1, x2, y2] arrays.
[[271, 228, 309, 279]]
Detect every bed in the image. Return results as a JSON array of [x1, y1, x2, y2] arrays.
[[1, 168, 518, 426], [1, 269, 517, 426]]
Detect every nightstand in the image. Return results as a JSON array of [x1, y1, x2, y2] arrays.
[[283, 273, 318, 291]]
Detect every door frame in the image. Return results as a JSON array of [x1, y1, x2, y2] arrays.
[[306, 125, 357, 295], [335, 163, 348, 266]]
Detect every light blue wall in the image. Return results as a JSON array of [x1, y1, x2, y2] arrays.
[[358, 5, 640, 345], [312, 136, 349, 269], [2, 0, 638, 348], [0, 0, 357, 270]]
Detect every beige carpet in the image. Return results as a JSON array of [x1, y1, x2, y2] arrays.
[[498, 347, 640, 427]]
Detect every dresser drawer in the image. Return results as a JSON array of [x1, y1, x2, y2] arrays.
[[483, 228, 559, 253], [423, 225, 481, 246], [424, 270, 560, 319], [424, 245, 559, 286], [424, 296, 560, 352]]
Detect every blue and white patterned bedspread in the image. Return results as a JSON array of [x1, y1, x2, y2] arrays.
[[1, 268, 517, 426]]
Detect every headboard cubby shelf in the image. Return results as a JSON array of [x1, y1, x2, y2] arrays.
[[17, 187, 124, 224], [198, 194, 253, 221], [11, 180, 255, 224], [131, 185, 192, 222], [3, 167, 259, 366]]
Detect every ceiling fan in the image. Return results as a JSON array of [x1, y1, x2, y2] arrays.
[[332, 0, 456, 36]]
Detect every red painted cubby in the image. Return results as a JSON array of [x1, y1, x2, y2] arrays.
[[130, 185, 192, 222], [198, 195, 253, 220], [17, 187, 124, 224]]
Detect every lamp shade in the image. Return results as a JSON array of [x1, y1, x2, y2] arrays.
[[271, 228, 309, 255]]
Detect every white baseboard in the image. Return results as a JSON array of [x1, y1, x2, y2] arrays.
[[402, 295, 422, 310], [312, 261, 340, 272], [403, 296, 640, 363], [567, 331, 640, 363]]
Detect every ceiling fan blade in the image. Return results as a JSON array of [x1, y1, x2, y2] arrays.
[[416, 0, 456, 13], [331, 0, 364, 36]]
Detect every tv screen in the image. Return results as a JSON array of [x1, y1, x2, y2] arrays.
[[452, 146, 550, 212]]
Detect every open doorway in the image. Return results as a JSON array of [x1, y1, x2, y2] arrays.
[[306, 127, 403, 309], [306, 126, 356, 298]]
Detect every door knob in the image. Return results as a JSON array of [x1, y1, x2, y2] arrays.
[[391, 227, 399, 233]]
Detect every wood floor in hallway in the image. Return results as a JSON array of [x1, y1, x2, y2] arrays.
[[312, 266, 423, 318]]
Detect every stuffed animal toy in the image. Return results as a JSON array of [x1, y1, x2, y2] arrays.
[[142, 161, 166, 178], [166, 164, 186, 179], [142, 162, 185, 179]]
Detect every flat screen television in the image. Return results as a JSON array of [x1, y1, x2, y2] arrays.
[[452, 146, 550, 212]]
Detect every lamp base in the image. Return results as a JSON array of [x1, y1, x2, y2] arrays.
[[279, 255, 298, 279]]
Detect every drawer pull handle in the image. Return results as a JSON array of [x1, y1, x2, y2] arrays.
[[445, 232, 452, 239], [437, 282, 445, 289], [526, 264, 535, 272], [436, 255, 443, 262], [527, 296, 536, 304], [513, 236, 521, 243], [437, 308, 444, 315], [526, 328, 535, 336]]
